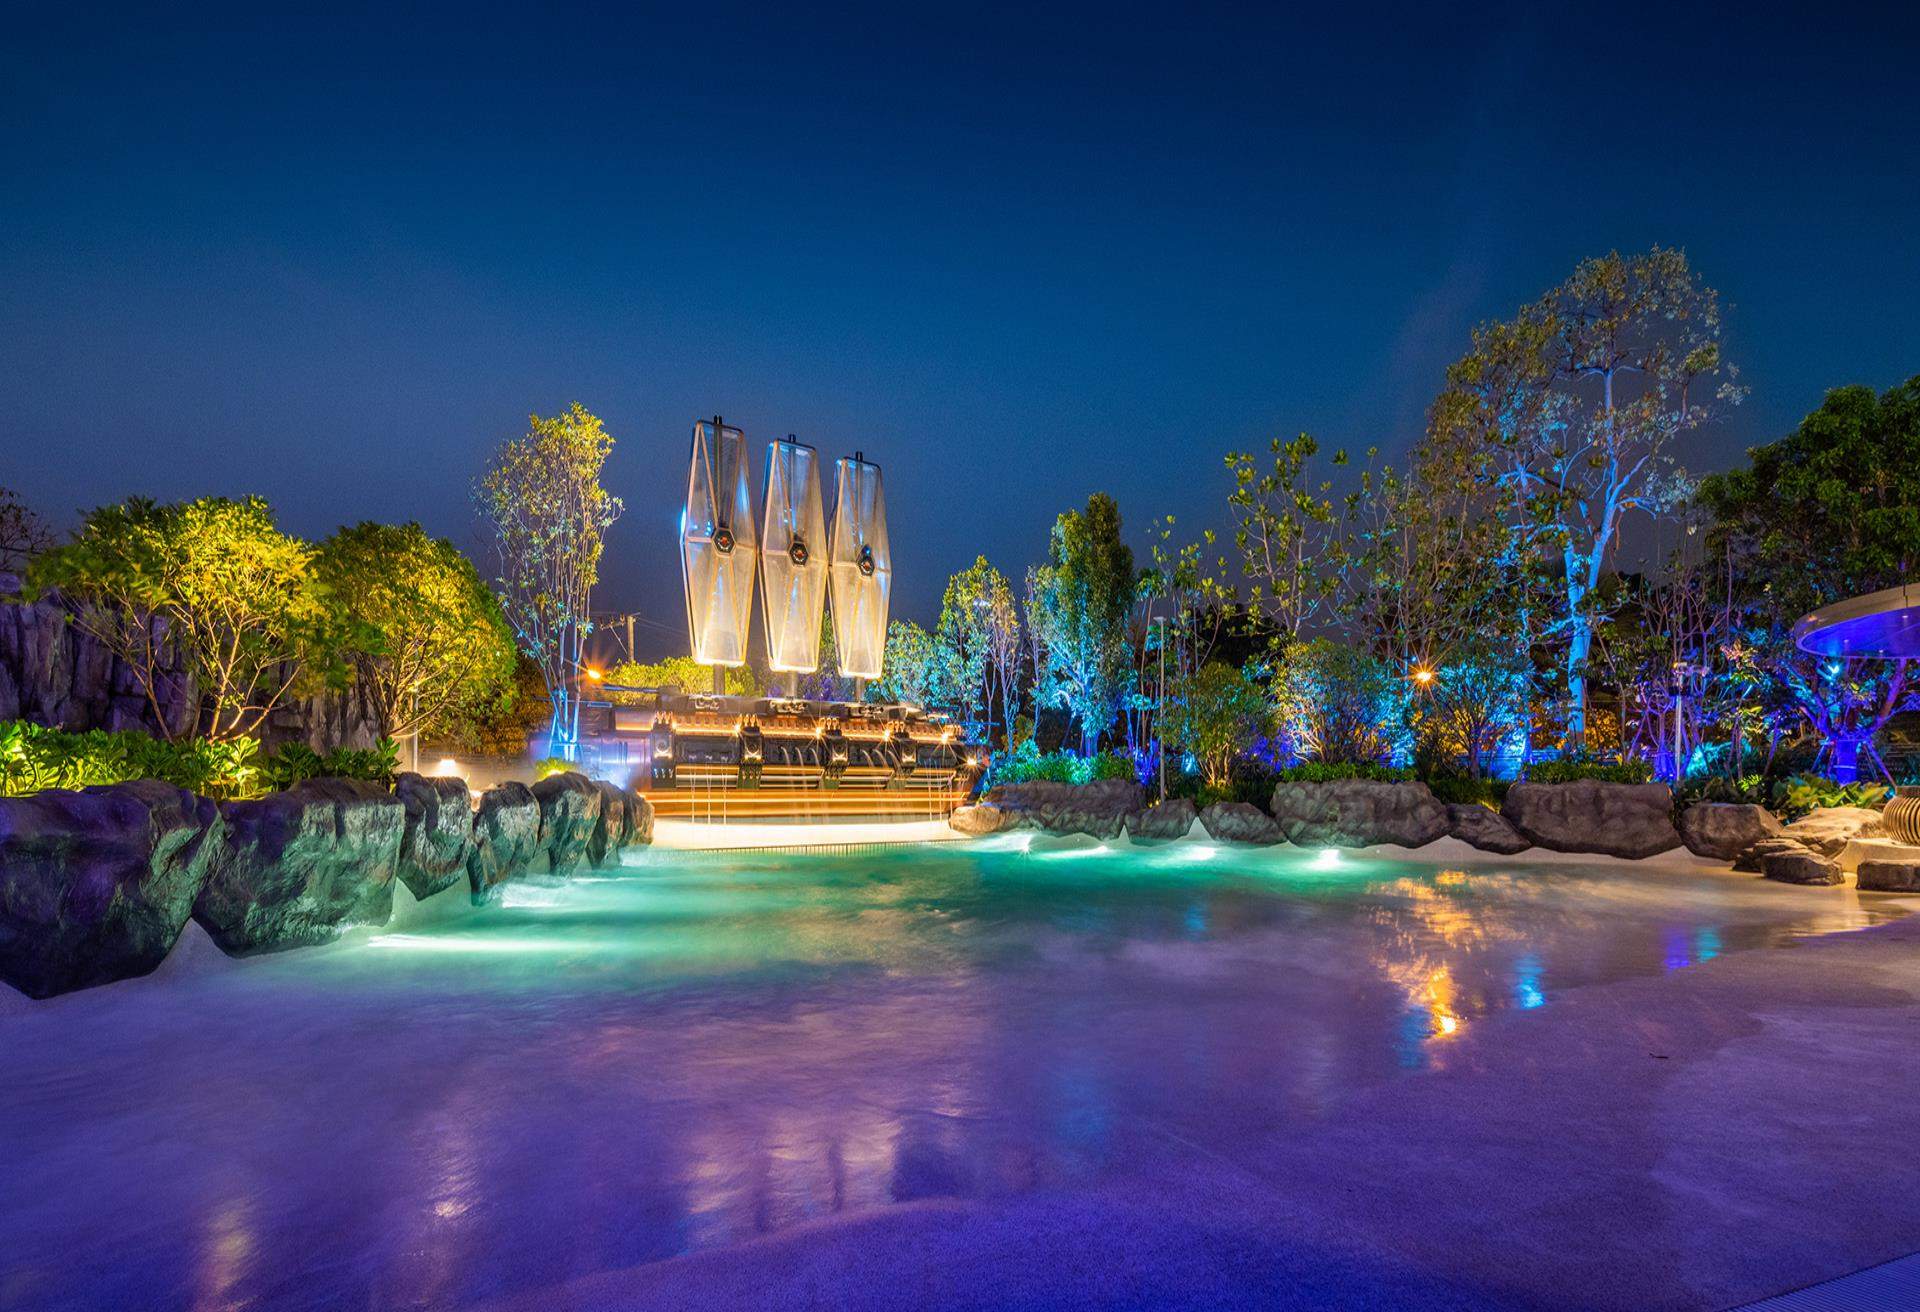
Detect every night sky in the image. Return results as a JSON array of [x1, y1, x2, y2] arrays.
[[4, 4, 1916, 656]]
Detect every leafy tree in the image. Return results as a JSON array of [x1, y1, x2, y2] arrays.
[[31, 497, 329, 740], [1700, 376, 1920, 778], [1432, 247, 1742, 749], [0, 487, 53, 574], [606, 655, 761, 698], [1164, 660, 1270, 788], [1032, 492, 1137, 754], [1272, 638, 1405, 766], [1224, 433, 1342, 646], [1420, 635, 1531, 780], [475, 403, 624, 756], [313, 522, 517, 753], [873, 619, 939, 705], [934, 556, 1018, 740]]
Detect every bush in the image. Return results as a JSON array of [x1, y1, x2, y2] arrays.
[[1422, 771, 1509, 807], [1673, 773, 1770, 808], [988, 740, 1138, 787], [534, 756, 576, 781], [1275, 761, 1413, 784], [0, 720, 397, 799], [1525, 758, 1654, 785], [1770, 774, 1889, 820]]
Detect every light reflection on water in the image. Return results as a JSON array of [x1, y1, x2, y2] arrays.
[[0, 841, 1906, 1311]]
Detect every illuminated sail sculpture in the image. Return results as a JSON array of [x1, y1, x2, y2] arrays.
[[681, 419, 758, 667], [828, 453, 891, 679], [758, 437, 829, 673]]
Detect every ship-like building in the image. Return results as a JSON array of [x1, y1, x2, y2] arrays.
[[583, 417, 983, 820]]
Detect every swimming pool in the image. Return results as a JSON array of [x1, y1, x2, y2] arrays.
[[0, 836, 1904, 1310]]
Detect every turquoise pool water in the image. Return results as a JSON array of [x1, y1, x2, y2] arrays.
[[0, 836, 1902, 1310]]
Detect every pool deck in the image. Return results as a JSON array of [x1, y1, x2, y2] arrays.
[[480, 838, 1920, 1312]]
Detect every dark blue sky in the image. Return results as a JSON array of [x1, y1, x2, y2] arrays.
[[4, 3, 1916, 656]]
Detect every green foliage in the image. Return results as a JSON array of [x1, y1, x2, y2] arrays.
[[475, 403, 624, 751], [533, 756, 574, 780], [1031, 493, 1136, 754], [1164, 660, 1270, 787], [1272, 639, 1405, 765], [1525, 758, 1654, 785], [605, 655, 761, 699], [0, 721, 396, 799], [313, 522, 517, 745], [0, 486, 53, 574], [1673, 773, 1771, 807], [1771, 774, 1889, 820], [1275, 760, 1414, 783], [30, 496, 331, 740], [1421, 770, 1509, 807], [989, 738, 1135, 786], [934, 556, 1018, 737], [1223, 432, 1341, 643], [873, 619, 939, 705]]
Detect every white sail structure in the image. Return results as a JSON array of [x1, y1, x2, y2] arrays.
[[758, 438, 828, 673], [828, 453, 891, 680], [681, 419, 758, 667]]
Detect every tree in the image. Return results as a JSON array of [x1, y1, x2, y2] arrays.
[[933, 556, 1017, 740], [314, 522, 517, 755], [1421, 635, 1531, 780], [605, 655, 760, 698], [31, 497, 327, 740], [1433, 248, 1743, 749], [1272, 639, 1405, 766], [873, 619, 938, 706], [1224, 433, 1342, 647], [1165, 660, 1270, 788], [0, 487, 53, 574], [1700, 376, 1920, 779], [475, 403, 624, 757], [1032, 493, 1137, 754]]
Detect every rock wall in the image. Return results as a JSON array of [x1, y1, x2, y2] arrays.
[[0, 769, 655, 997]]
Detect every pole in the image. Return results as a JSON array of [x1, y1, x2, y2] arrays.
[[626, 614, 635, 661], [1156, 615, 1167, 802]]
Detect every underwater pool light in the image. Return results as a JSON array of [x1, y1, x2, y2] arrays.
[[1314, 848, 1342, 867]]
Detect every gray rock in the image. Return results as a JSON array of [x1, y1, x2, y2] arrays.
[[1733, 836, 1811, 873], [1199, 801, 1284, 845], [193, 778, 404, 955], [948, 804, 1015, 836], [1761, 849, 1844, 886], [1501, 781, 1681, 859], [1678, 802, 1783, 861], [981, 779, 1145, 840], [0, 780, 224, 998], [1856, 860, 1920, 893], [1445, 803, 1531, 854], [588, 780, 652, 867], [467, 782, 540, 904], [531, 772, 603, 875], [393, 772, 473, 900], [1270, 780, 1448, 848], [1781, 806, 1885, 858], [1125, 798, 1198, 842]]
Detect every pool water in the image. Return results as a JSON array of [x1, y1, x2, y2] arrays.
[[0, 837, 1901, 1310]]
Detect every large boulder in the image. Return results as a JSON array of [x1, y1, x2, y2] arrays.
[[1761, 848, 1844, 886], [1856, 860, 1920, 893], [1781, 806, 1885, 858], [1501, 781, 1681, 859], [1126, 798, 1199, 842], [981, 779, 1145, 840], [193, 778, 404, 955], [531, 772, 603, 875], [393, 772, 473, 900], [1678, 802, 1783, 861], [588, 780, 652, 868], [1445, 803, 1530, 854], [1199, 801, 1284, 845], [1270, 780, 1448, 848], [1733, 835, 1812, 874], [467, 782, 540, 904], [0, 781, 224, 998], [948, 804, 1015, 836]]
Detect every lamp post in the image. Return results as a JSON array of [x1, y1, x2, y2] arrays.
[[1155, 614, 1168, 802]]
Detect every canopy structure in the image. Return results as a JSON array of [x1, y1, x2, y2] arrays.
[[829, 454, 891, 680], [759, 438, 828, 674], [1793, 583, 1920, 660], [681, 419, 758, 667]]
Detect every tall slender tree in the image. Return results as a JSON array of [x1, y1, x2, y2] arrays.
[[1032, 493, 1136, 755]]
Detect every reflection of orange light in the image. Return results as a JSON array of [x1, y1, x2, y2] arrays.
[[1425, 965, 1462, 1039]]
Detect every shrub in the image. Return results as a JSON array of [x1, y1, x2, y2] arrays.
[[0, 720, 397, 799], [1525, 758, 1654, 785], [534, 756, 576, 780], [1422, 770, 1508, 807], [1770, 774, 1889, 820], [1275, 761, 1413, 784], [988, 740, 1137, 786], [1673, 774, 1771, 808]]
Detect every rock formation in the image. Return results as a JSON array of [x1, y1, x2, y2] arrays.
[[1125, 798, 1198, 841], [393, 772, 473, 899], [1198, 801, 1284, 845], [1677, 802, 1783, 861], [1501, 781, 1681, 859], [1270, 780, 1448, 848], [1445, 803, 1531, 854]]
